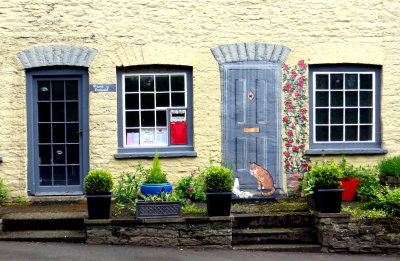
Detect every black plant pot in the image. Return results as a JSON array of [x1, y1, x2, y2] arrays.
[[205, 191, 232, 216], [86, 193, 112, 219], [316, 189, 344, 213]]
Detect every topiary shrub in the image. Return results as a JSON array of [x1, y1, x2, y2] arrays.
[[84, 169, 114, 195], [308, 163, 342, 189], [204, 166, 233, 192], [144, 151, 168, 184]]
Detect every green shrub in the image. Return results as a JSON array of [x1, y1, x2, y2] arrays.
[[175, 168, 206, 203], [338, 155, 358, 179], [308, 162, 342, 189], [353, 165, 380, 202], [144, 151, 168, 184], [377, 156, 400, 177], [84, 169, 114, 195], [114, 168, 144, 204], [204, 166, 233, 192], [364, 186, 400, 217], [0, 178, 8, 203]]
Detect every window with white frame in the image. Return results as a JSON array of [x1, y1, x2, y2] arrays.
[[115, 65, 196, 158], [308, 64, 385, 154]]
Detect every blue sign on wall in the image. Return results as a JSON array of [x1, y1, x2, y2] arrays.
[[89, 84, 116, 92]]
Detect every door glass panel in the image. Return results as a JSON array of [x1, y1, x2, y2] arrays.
[[52, 123, 65, 143], [38, 81, 50, 101], [52, 80, 64, 100], [66, 80, 78, 100], [67, 145, 79, 164], [66, 102, 78, 121], [68, 166, 80, 185], [53, 145, 65, 164], [39, 167, 52, 186], [38, 123, 51, 143], [39, 145, 51, 164], [52, 103, 64, 122], [38, 103, 51, 122], [66, 123, 79, 143], [53, 166, 66, 185]]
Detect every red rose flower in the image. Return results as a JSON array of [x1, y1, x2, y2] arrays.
[[285, 142, 290, 147], [288, 106, 293, 112], [290, 72, 297, 78], [296, 92, 301, 98], [282, 64, 289, 70], [287, 130, 293, 137], [283, 116, 289, 122], [285, 161, 291, 167], [299, 144, 305, 150], [301, 163, 308, 168], [288, 139, 293, 144], [284, 83, 292, 91], [298, 60, 306, 70], [291, 124, 295, 129], [301, 108, 306, 114], [299, 76, 306, 82], [284, 151, 290, 157], [308, 166, 312, 171], [297, 81, 304, 87], [289, 88, 294, 94], [292, 146, 298, 152], [285, 99, 291, 105], [301, 116, 307, 121]]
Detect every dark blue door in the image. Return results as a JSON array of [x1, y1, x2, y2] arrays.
[[223, 65, 282, 191]]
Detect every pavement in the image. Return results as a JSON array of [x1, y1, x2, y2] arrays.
[[0, 241, 398, 261]]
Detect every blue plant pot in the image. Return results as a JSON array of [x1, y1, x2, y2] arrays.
[[140, 183, 173, 197]]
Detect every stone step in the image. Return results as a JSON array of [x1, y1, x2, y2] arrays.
[[232, 227, 316, 245], [1, 212, 86, 231], [233, 214, 314, 229], [232, 244, 322, 252], [0, 230, 86, 243]]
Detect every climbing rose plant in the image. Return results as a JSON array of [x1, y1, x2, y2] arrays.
[[282, 60, 311, 182]]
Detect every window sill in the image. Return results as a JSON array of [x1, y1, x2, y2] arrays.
[[305, 148, 388, 155], [114, 150, 197, 159]]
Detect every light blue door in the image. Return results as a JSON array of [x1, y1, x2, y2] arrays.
[[223, 65, 282, 191]]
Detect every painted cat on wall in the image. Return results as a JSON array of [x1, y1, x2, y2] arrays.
[[249, 162, 275, 196]]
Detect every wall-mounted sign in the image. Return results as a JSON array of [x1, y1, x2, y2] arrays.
[[89, 84, 116, 92]]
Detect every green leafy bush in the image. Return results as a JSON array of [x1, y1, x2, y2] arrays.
[[308, 162, 342, 189], [204, 166, 233, 192], [338, 155, 358, 179], [114, 167, 145, 204], [353, 166, 380, 201], [175, 168, 206, 203], [377, 156, 400, 177], [84, 169, 114, 195], [144, 151, 168, 184], [364, 186, 400, 216], [0, 178, 9, 203]]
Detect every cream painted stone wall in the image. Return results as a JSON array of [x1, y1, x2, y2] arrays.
[[0, 0, 398, 198]]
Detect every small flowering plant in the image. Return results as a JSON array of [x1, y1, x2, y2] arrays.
[[175, 168, 207, 204], [282, 60, 311, 177]]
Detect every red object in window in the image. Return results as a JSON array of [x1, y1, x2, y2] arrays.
[[171, 122, 187, 145]]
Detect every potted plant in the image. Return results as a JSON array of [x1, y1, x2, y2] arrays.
[[136, 192, 182, 219], [378, 156, 400, 188], [204, 166, 233, 216], [84, 169, 114, 219], [308, 162, 344, 213], [338, 156, 359, 201], [140, 151, 172, 197]]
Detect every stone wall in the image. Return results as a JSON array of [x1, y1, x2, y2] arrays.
[[315, 212, 400, 254], [85, 216, 232, 248]]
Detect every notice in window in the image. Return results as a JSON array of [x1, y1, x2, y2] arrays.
[[155, 128, 167, 145], [141, 129, 155, 145]]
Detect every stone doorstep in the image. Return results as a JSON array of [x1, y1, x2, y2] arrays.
[[232, 244, 322, 252], [233, 227, 314, 235], [0, 230, 86, 243]]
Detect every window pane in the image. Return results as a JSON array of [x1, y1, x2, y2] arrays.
[[331, 91, 343, 106], [331, 126, 343, 141], [126, 129, 140, 145], [52, 102, 64, 122], [156, 111, 167, 126], [38, 81, 50, 101], [360, 108, 373, 124], [126, 111, 139, 127], [331, 74, 343, 89], [141, 94, 155, 109], [156, 128, 168, 145], [140, 76, 154, 92], [316, 109, 328, 124], [345, 108, 358, 124], [345, 74, 358, 89], [331, 109, 343, 124], [67, 144, 79, 164], [141, 111, 155, 127], [66, 124, 79, 143], [39, 145, 51, 164], [68, 166, 80, 185], [156, 75, 169, 91], [360, 125, 372, 141], [316, 126, 329, 141], [315, 92, 328, 107], [66, 80, 78, 100], [125, 94, 139, 110], [171, 75, 185, 91], [141, 128, 155, 145], [360, 74, 372, 89], [125, 76, 139, 92], [39, 123, 51, 143], [53, 123, 65, 143], [345, 91, 358, 107], [52, 80, 64, 100], [171, 93, 185, 107], [38, 102, 51, 122], [39, 167, 52, 186], [53, 145, 65, 164], [54, 166, 66, 185], [345, 126, 358, 141], [66, 102, 78, 122], [360, 91, 373, 106], [156, 93, 170, 107], [316, 74, 328, 89]]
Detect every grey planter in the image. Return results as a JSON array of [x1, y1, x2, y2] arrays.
[[136, 200, 182, 219]]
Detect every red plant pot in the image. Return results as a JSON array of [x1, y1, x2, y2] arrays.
[[339, 178, 359, 201]]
